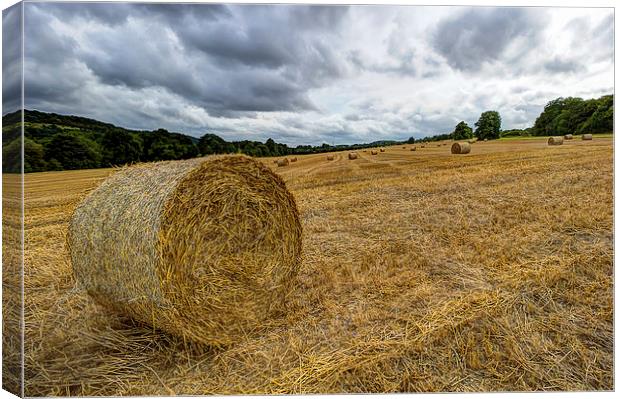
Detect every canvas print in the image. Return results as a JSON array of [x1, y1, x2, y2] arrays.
[[1, 1, 614, 396]]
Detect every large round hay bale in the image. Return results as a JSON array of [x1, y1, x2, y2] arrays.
[[348, 152, 358, 160], [548, 136, 564, 145], [277, 158, 289, 167], [68, 155, 302, 346], [582, 134, 593, 140], [326, 155, 334, 161], [371, 150, 378, 155], [451, 142, 471, 154], [564, 134, 573, 140]]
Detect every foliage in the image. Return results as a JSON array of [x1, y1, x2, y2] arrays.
[[532, 95, 613, 136], [474, 111, 502, 140], [45, 132, 102, 170], [452, 121, 473, 140]]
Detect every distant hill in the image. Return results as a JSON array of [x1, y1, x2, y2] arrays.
[[2, 110, 411, 173]]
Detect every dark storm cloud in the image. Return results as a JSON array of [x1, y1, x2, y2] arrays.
[[543, 57, 585, 74], [432, 7, 545, 72], [23, 3, 349, 117], [3, 3, 22, 114]]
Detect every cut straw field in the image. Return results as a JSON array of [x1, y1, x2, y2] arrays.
[[7, 136, 613, 395]]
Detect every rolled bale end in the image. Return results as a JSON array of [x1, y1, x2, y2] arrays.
[[371, 150, 378, 155], [68, 155, 302, 346], [326, 155, 334, 161], [277, 158, 289, 167], [564, 134, 573, 140], [548, 136, 564, 146], [348, 152, 358, 160], [451, 142, 472, 154], [582, 134, 593, 140]]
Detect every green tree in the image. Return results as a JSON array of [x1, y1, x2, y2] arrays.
[[474, 111, 501, 140], [45, 133, 101, 170], [406, 136, 415, 144], [452, 121, 473, 140], [101, 130, 143, 166]]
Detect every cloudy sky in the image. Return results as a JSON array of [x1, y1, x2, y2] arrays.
[[2, 1, 614, 145]]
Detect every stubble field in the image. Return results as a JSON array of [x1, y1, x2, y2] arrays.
[[3, 136, 614, 395]]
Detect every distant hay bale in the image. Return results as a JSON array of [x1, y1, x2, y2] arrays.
[[68, 155, 302, 346], [348, 152, 358, 160], [437, 144, 441, 147], [451, 142, 471, 154], [326, 155, 334, 161], [564, 134, 573, 140], [290, 157, 298, 162], [484, 138, 488, 142], [277, 158, 290, 167], [410, 146, 416, 151], [582, 134, 593, 140], [548, 136, 564, 146], [421, 145, 425, 148], [371, 150, 378, 155], [380, 148, 385, 152]]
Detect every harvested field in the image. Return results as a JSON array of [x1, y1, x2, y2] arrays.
[[9, 136, 614, 395]]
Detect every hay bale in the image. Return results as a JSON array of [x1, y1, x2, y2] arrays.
[[484, 138, 488, 142], [348, 152, 358, 160], [402, 146, 406, 149], [421, 145, 425, 148], [371, 150, 378, 155], [582, 134, 593, 140], [564, 134, 573, 140], [68, 155, 302, 346], [451, 142, 471, 154], [380, 148, 385, 152], [277, 158, 289, 167], [548, 136, 564, 146], [326, 155, 334, 161], [410, 146, 416, 151], [290, 157, 297, 162]]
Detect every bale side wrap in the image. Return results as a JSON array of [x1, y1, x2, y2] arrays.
[[548, 136, 564, 145], [69, 155, 302, 346], [451, 142, 471, 154], [582, 134, 593, 140]]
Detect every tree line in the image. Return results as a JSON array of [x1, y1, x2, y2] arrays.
[[442, 94, 613, 142], [2, 94, 613, 173], [1, 110, 401, 173]]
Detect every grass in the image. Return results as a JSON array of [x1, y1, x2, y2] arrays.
[[3, 137, 613, 395]]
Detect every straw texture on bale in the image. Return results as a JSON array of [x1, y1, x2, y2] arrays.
[[277, 158, 289, 167], [451, 142, 471, 154], [326, 155, 334, 161], [68, 155, 303, 346], [348, 152, 358, 160], [564, 134, 573, 140], [548, 136, 564, 146], [583, 134, 593, 140], [371, 150, 378, 155]]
